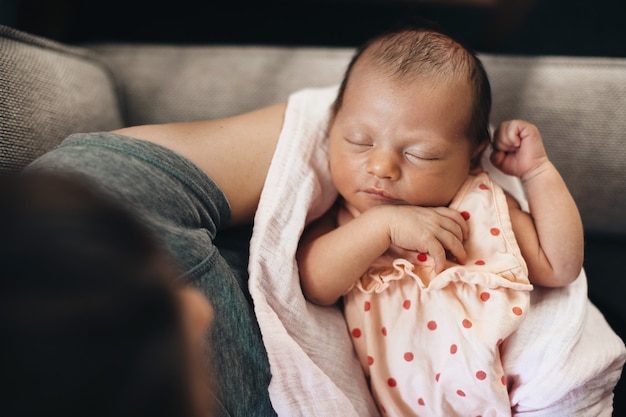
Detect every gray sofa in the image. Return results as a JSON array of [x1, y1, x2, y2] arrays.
[[1, 24, 625, 411]]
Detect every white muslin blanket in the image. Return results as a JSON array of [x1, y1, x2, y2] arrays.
[[248, 86, 626, 417]]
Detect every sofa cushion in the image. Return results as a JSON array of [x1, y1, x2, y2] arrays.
[[0, 25, 124, 175], [90, 44, 354, 125]]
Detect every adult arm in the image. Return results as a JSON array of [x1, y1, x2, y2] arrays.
[[113, 103, 286, 226]]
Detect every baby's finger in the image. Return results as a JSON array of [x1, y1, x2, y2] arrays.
[[433, 207, 469, 241], [490, 149, 506, 167], [493, 121, 521, 152], [439, 228, 467, 266], [426, 240, 448, 274]]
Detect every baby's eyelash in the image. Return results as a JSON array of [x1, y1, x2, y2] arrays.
[[345, 137, 372, 146], [405, 152, 439, 161]]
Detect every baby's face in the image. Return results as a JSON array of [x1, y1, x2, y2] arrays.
[[329, 65, 476, 213]]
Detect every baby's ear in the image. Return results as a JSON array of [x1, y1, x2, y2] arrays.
[[470, 140, 489, 171], [469, 164, 484, 175]]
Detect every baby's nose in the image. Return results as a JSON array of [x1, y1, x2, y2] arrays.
[[366, 149, 401, 180]]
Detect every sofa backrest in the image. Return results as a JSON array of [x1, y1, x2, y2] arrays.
[[94, 44, 626, 235], [2, 24, 626, 236], [89, 44, 354, 126]]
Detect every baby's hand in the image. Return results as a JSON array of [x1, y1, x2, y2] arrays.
[[384, 205, 468, 273], [490, 120, 550, 181]]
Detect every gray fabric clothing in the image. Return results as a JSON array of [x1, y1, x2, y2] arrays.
[[25, 132, 276, 417]]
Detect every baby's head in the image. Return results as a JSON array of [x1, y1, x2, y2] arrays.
[[333, 25, 491, 156], [328, 25, 492, 212]]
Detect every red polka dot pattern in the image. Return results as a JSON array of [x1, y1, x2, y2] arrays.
[[342, 172, 531, 415]]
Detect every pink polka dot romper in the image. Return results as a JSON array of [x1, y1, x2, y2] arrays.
[[343, 172, 533, 417]]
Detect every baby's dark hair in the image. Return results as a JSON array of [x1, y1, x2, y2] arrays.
[[333, 23, 492, 153]]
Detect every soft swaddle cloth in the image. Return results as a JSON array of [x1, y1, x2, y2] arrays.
[[344, 172, 533, 417], [249, 86, 625, 417]]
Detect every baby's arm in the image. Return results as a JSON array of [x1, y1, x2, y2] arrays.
[[491, 120, 584, 287], [297, 203, 468, 305]]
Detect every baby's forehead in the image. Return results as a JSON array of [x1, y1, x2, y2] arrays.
[[341, 71, 474, 135]]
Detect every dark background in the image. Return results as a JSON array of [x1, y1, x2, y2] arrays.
[[2, 0, 626, 411], [3, 0, 626, 57]]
